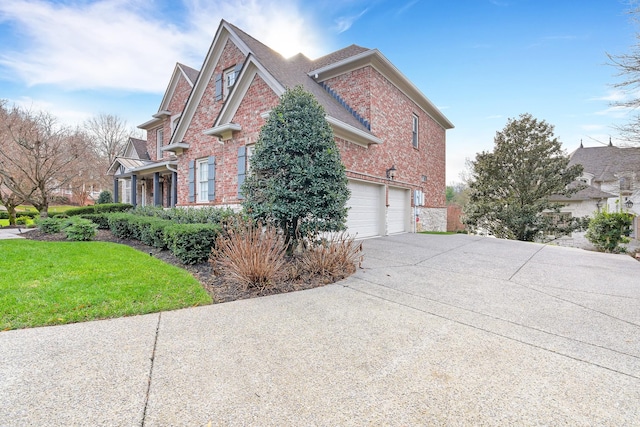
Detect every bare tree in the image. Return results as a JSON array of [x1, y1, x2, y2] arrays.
[[84, 113, 130, 165], [608, 3, 640, 143], [0, 103, 90, 217]]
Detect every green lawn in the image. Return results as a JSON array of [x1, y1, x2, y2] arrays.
[[0, 240, 212, 330]]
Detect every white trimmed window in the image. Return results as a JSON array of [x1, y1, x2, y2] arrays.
[[156, 128, 164, 159], [412, 114, 419, 148], [197, 158, 209, 202], [223, 67, 236, 100]]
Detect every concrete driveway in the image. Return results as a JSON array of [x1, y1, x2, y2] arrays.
[[1, 234, 639, 425]]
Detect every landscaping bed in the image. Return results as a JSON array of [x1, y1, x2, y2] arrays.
[[23, 228, 355, 303]]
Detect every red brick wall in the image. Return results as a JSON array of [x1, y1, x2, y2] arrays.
[[447, 204, 465, 232], [326, 66, 446, 209]]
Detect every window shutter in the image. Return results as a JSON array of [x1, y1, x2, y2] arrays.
[[188, 160, 195, 202], [237, 146, 246, 199], [234, 62, 243, 79], [207, 156, 216, 201], [214, 73, 223, 101]]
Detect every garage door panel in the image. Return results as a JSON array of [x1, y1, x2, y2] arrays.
[[346, 180, 383, 238], [388, 187, 409, 234]]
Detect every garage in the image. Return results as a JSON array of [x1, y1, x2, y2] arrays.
[[346, 180, 384, 238], [388, 186, 410, 234]]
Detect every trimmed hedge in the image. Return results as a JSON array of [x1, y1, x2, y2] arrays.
[[164, 223, 221, 264], [0, 211, 38, 220], [107, 213, 139, 240], [66, 203, 133, 216], [79, 213, 110, 229]]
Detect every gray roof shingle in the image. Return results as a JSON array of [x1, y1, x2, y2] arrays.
[[569, 145, 640, 182]]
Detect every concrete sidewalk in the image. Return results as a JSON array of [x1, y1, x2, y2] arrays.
[[1, 234, 639, 425], [0, 227, 33, 239]]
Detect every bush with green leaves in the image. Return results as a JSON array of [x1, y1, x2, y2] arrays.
[[79, 213, 110, 229], [65, 203, 133, 217], [107, 213, 139, 240], [64, 218, 98, 241], [132, 205, 238, 224], [586, 211, 634, 253], [15, 216, 30, 225], [164, 223, 221, 264], [242, 85, 350, 249], [96, 190, 113, 204], [37, 217, 63, 234]]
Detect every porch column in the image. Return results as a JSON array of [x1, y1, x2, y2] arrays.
[[153, 172, 161, 206], [113, 178, 119, 203], [131, 175, 137, 207], [171, 171, 178, 207]]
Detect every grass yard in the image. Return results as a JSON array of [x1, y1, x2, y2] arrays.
[[0, 240, 212, 330]]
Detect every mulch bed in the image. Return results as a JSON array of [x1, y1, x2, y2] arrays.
[[20, 228, 335, 303]]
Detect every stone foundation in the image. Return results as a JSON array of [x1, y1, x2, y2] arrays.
[[417, 207, 447, 232]]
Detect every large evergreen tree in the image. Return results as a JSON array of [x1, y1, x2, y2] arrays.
[[463, 113, 583, 241], [242, 86, 350, 247]]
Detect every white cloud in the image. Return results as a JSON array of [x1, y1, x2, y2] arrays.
[[333, 8, 369, 34], [588, 90, 631, 102], [8, 96, 93, 127], [594, 105, 632, 119], [0, 0, 328, 93]]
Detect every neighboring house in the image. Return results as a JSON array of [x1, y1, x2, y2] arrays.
[[551, 141, 639, 238], [108, 20, 454, 237]]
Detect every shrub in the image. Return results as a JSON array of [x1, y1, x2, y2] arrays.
[[135, 216, 172, 249], [64, 218, 98, 241], [15, 211, 39, 219], [133, 205, 238, 224], [297, 232, 363, 283], [586, 211, 634, 253], [211, 221, 287, 290], [80, 213, 110, 229], [37, 217, 63, 234], [96, 190, 113, 204], [107, 213, 139, 240], [0, 212, 8, 220], [164, 223, 221, 265], [66, 203, 133, 217], [15, 216, 30, 225]]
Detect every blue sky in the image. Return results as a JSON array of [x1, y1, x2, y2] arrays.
[[0, 0, 637, 182]]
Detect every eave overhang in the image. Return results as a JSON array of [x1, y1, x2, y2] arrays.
[[203, 123, 242, 141], [138, 117, 163, 130], [326, 116, 382, 147], [161, 142, 190, 155]]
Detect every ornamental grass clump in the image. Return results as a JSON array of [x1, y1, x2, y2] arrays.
[[298, 232, 363, 283], [211, 220, 287, 291]]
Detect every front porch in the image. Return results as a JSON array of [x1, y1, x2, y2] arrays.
[[108, 158, 178, 208]]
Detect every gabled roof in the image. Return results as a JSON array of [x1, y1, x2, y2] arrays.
[[138, 62, 198, 130], [550, 182, 615, 202], [178, 62, 199, 85], [569, 145, 640, 182], [130, 137, 149, 160]]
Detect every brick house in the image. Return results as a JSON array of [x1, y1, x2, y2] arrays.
[[108, 20, 453, 237]]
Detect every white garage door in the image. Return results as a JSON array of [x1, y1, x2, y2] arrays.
[[346, 180, 383, 238], [388, 187, 410, 234]]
